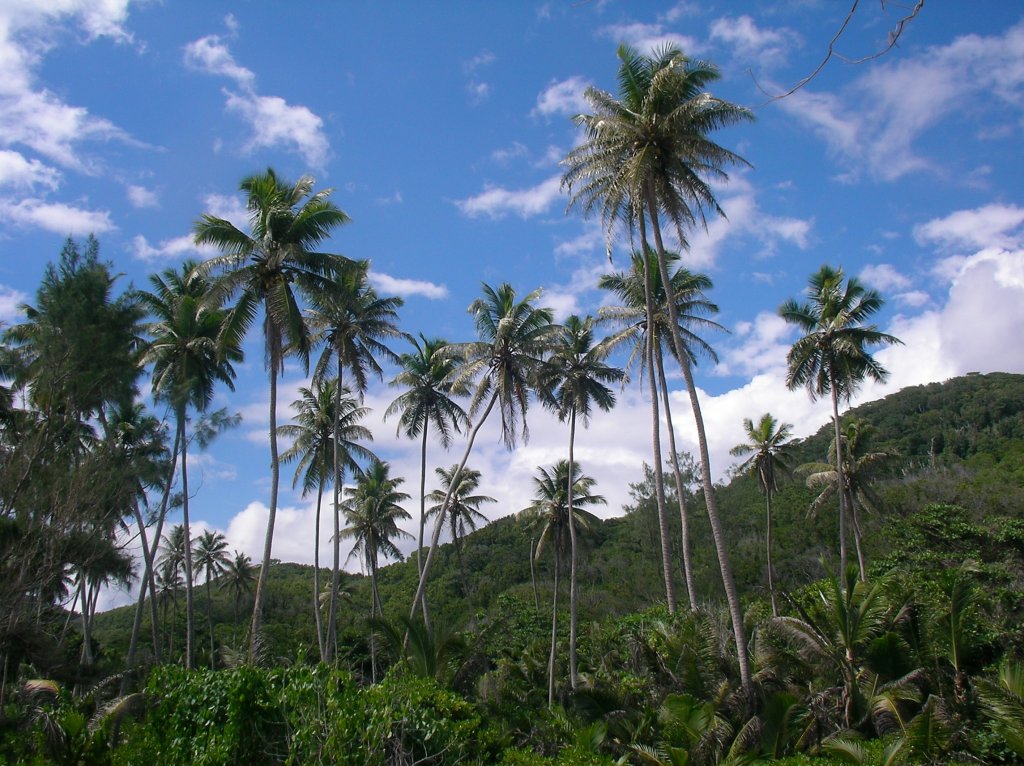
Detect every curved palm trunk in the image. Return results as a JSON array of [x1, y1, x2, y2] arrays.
[[764, 480, 778, 617], [124, 427, 179, 684], [179, 412, 196, 670], [638, 221, 677, 614], [411, 392, 498, 623], [123, 503, 156, 691], [646, 189, 751, 690], [830, 384, 851, 579], [847, 486, 867, 580], [250, 363, 282, 662], [566, 408, 580, 690], [529, 535, 540, 614], [312, 481, 326, 661], [655, 349, 697, 610], [548, 544, 561, 708], [327, 358, 345, 660]]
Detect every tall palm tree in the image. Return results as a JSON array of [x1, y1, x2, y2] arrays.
[[278, 380, 375, 661], [600, 249, 722, 612], [140, 259, 241, 669], [194, 168, 350, 658], [193, 529, 230, 667], [424, 464, 495, 596], [307, 260, 404, 659], [341, 460, 411, 682], [564, 44, 754, 689], [536, 314, 622, 689], [385, 335, 470, 581], [219, 550, 256, 629], [410, 283, 555, 624], [800, 419, 894, 580], [730, 413, 795, 616], [520, 460, 605, 707], [779, 265, 901, 580]]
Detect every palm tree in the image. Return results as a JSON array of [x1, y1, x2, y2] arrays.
[[800, 419, 894, 580], [341, 460, 411, 682], [424, 464, 495, 595], [140, 259, 241, 669], [219, 550, 256, 629], [385, 335, 469, 581], [193, 530, 230, 667], [278, 380, 375, 660], [520, 460, 605, 707], [410, 283, 555, 624], [194, 168, 350, 658], [536, 314, 622, 689], [730, 413, 795, 616], [158, 525, 187, 659], [600, 249, 722, 612], [564, 44, 754, 689], [307, 259, 404, 660], [779, 265, 901, 580]]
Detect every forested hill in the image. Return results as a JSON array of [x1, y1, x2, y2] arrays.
[[94, 371, 1024, 662]]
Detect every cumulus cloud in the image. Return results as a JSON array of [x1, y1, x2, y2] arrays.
[[369, 271, 449, 300], [598, 22, 704, 56], [126, 184, 158, 208], [184, 34, 330, 168], [913, 203, 1024, 252], [859, 263, 911, 291], [0, 150, 60, 190], [131, 233, 217, 262], [709, 15, 800, 68], [454, 175, 563, 219], [533, 76, 592, 118], [0, 284, 28, 322], [0, 198, 114, 234]]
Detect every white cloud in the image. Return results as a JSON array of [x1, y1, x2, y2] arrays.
[[913, 203, 1024, 252], [202, 192, 250, 231], [0, 284, 27, 322], [859, 263, 911, 291], [778, 21, 1024, 182], [533, 76, 592, 118], [0, 150, 60, 190], [717, 311, 790, 378], [126, 183, 158, 208], [0, 197, 113, 234], [454, 175, 563, 219], [709, 15, 799, 68], [131, 233, 217, 262], [369, 271, 448, 300], [598, 22, 704, 57], [183, 33, 331, 169]]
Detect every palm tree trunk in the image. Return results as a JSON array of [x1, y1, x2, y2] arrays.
[[369, 560, 378, 685], [847, 487, 867, 580], [327, 359, 345, 660], [79, 579, 94, 666], [638, 219, 677, 615], [656, 348, 697, 609], [313, 481, 326, 662], [142, 427, 181, 664], [830, 385, 851, 579], [645, 187, 751, 691], [411, 392, 498, 623], [765, 484, 778, 617], [206, 574, 216, 668], [548, 544, 561, 709], [417, 425, 428, 578], [529, 535, 540, 614], [250, 363, 281, 662], [122, 499, 159, 694], [566, 408, 580, 690], [179, 413, 196, 670]]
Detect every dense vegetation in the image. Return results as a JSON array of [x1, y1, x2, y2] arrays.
[[2, 43, 1024, 765]]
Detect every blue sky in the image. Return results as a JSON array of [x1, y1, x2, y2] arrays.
[[1, 2, 1022, 607]]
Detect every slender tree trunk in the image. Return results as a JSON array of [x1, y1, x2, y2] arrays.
[[830, 384, 850, 579], [141, 427, 181, 665], [369, 559, 378, 684], [656, 350, 697, 610], [847, 487, 867, 580], [327, 359, 345, 659], [417, 425, 429, 578], [250, 363, 281, 662], [179, 413, 196, 670], [566, 409, 580, 690], [646, 187, 751, 691], [764, 481, 778, 617], [79, 579, 94, 666], [411, 392, 498, 622], [206, 574, 216, 668], [454, 533, 471, 598], [638, 223, 677, 614], [529, 536, 540, 614], [548, 544, 561, 709], [122, 494, 163, 694], [313, 482, 326, 662]]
